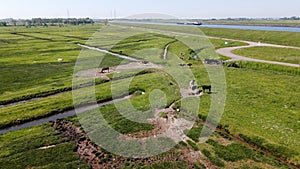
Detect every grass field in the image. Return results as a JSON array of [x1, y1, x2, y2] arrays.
[[167, 39, 300, 165], [1, 24, 299, 168], [201, 27, 300, 47], [232, 46, 300, 64], [0, 26, 98, 104], [0, 72, 180, 129], [0, 25, 175, 105], [0, 123, 90, 169]]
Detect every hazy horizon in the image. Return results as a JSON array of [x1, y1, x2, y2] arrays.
[[0, 0, 300, 20]]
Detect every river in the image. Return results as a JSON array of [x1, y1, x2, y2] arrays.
[[113, 21, 300, 33]]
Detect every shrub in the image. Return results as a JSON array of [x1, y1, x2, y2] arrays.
[[202, 149, 224, 167], [193, 162, 206, 169], [185, 126, 203, 142], [187, 140, 199, 151], [178, 141, 187, 147], [160, 112, 167, 119], [214, 143, 253, 162]]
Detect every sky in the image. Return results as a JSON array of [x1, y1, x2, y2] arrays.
[[0, 0, 300, 19]]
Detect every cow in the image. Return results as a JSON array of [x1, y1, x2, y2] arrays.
[[100, 67, 109, 73], [179, 63, 186, 67], [190, 80, 196, 89], [201, 85, 211, 93], [187, 63, 193, 67]]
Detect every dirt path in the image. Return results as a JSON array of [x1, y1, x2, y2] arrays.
[[162, 40, 177, 60], [172, 31, 300, 67], [75, 61, 162, 80], [163, 44, 170, 60], [166, 31, 300, 67], [120, 102, 194, 143]]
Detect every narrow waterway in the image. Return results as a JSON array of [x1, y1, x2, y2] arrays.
[[0, 95, 132, 135], [0, 91, 69, 108]]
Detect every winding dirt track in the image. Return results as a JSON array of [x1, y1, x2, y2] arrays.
[[167, 30, 300, 67], [216, 40, 300, 67]]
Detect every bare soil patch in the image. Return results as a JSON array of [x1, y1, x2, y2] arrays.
[[75, 61, 163, 80], [52, 120, 209, 169]]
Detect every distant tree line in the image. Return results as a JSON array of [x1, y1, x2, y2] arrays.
[[280, 16, 300, 20], [0, 18, 95, 27]]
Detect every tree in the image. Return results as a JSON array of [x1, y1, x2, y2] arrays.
[[11, 20, 17, 26], [25, 20, 32, 28], [103, 19, 109, 26], [0, 22, 7, 26]]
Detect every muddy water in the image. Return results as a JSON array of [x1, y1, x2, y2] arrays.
[[0, 95, 132, 135]]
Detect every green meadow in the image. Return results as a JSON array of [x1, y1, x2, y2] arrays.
[[232, 46, 300, 64], [0, 24, 299, 168], [167, 39, 300, 165]]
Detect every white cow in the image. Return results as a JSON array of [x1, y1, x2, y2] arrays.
[[190, 80, 195, 89]]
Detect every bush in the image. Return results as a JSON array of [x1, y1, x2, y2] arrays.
[[185, 126, 203, 142], [178, 141, 187, 147], [147, 161, 188, 169], [160, 112, 168, 119], [198, 114, 207, 121], [193, 162, 206, 169], [214, 143, 253, 162], [187, 140, 199, 151], [202, 149, 224, 167]]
